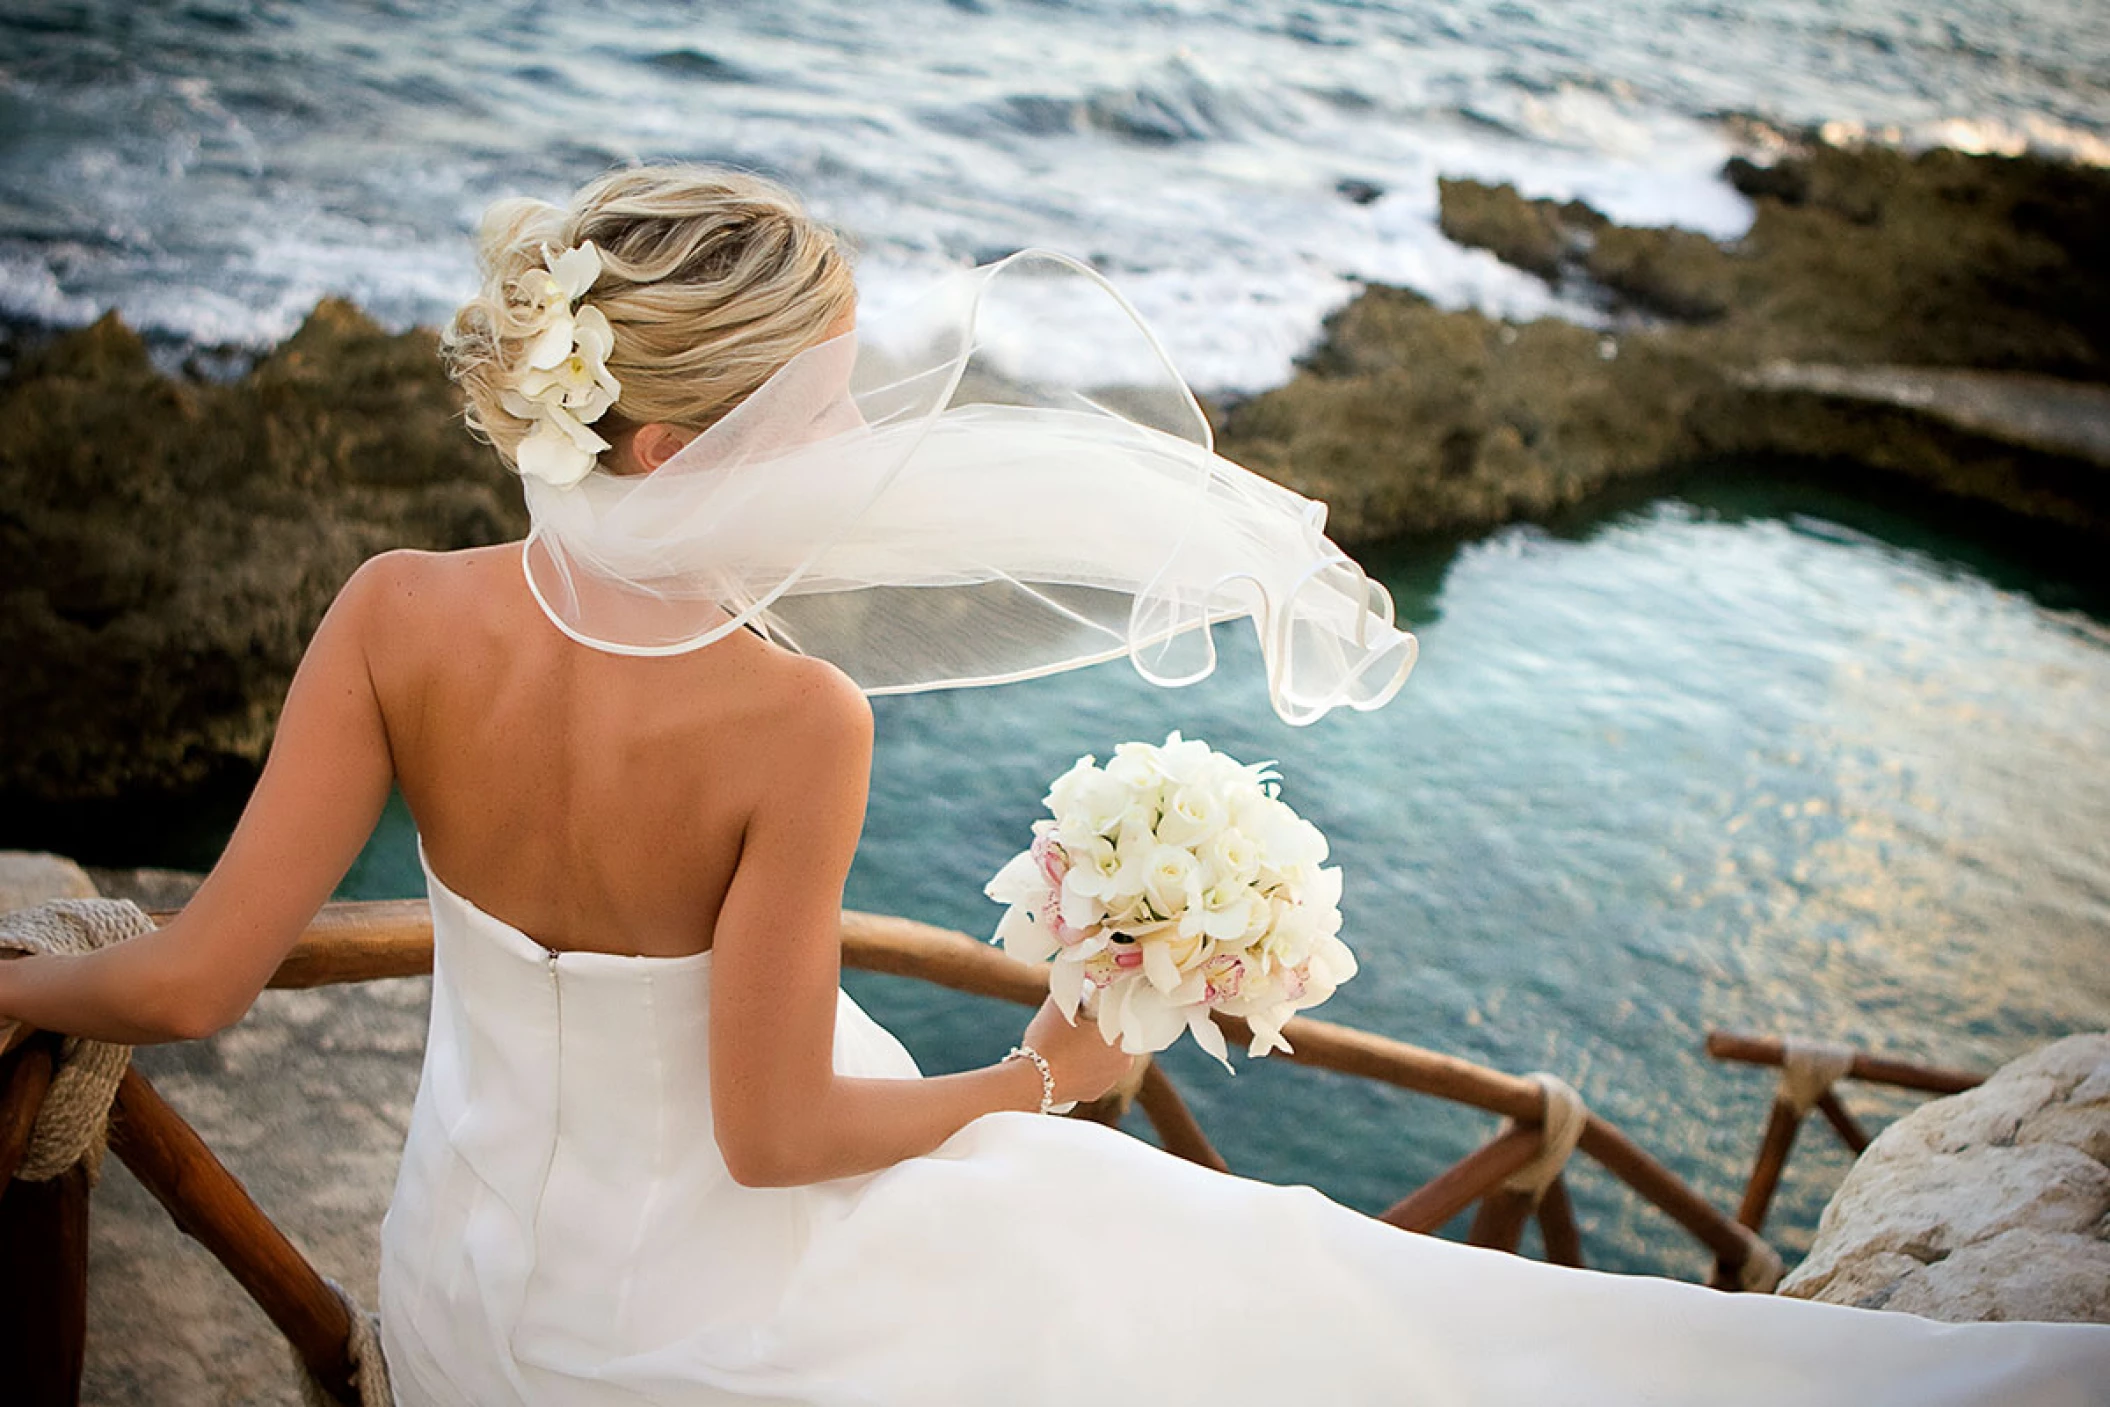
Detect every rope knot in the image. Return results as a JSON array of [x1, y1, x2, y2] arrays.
[[0, 897, 154, 1183], [1777, 1038, 1856, 1118], [1498, 1072, 1589, 1204]]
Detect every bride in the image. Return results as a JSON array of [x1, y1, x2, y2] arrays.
[[3, 164, 2105, 1406]]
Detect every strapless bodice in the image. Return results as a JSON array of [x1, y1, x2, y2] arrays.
[[381, 841, 923, 1405]]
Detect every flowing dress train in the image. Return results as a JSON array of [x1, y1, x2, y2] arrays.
[[377, 845, 2110, 1406]]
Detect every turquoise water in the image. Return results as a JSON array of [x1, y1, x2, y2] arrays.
[[336, 476, 2110, 1278]]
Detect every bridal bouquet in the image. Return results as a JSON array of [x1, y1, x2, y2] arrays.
[[984, 732, 1357, 1072]]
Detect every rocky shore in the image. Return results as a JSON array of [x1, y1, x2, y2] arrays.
[[1, 303, 525, 831], [3, 136, 2107, 825], [1215, 140, 2110, 544]]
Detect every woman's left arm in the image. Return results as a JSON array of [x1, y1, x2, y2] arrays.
[[0, 556, 402, 1044]]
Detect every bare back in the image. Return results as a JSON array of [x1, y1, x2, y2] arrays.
[[364, 543, 860, 959]]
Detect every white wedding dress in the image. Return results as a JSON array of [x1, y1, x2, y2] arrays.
[[377, 844, 2110, 1407]]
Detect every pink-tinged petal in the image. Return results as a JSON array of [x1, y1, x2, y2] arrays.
[[1031, 829, 1070, 889]]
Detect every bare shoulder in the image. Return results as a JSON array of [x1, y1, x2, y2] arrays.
[[340, 543, 519, 609], [760, 653, 873, 761], [329, 544, 521, 642]]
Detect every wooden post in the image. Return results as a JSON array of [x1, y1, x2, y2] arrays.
[[1816, 1089, 1871, 1153], [1465, 1187, 1535, 1253], [1133, 1061, 1230, 1173], [0, 1034, 56, 1184], [1537, 1174, 1584, 1268], [1574, 1117, 1759, 1278], [1378, 1124, 1542, 1234], [0, 1167, 92, 1406], [1734, 1098, 1806, 1235], [106, 1068, 363, 1407], [0, 1036, 89, 1406]]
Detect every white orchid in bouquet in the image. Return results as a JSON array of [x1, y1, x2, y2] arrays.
[[984, 732, 1358, 1072]]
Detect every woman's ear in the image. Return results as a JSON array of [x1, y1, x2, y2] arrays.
[[630, 422, 699, 474]]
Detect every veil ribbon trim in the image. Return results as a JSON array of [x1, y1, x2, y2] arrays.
[[520, 250, 1417, 726]]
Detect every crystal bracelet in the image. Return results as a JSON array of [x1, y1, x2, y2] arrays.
[[1003, 1043, 1058, 1115]]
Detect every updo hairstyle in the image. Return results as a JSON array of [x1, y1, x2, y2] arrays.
[[443, 164, 857, 473]]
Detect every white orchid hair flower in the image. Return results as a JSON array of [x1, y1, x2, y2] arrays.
[[506, 240, 621, 488]]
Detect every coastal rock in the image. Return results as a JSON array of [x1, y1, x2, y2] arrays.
[[0, 300, 525, 819], [1582, 225, 1733, 322], [1218, 288, 1717, 539], [1434, 178, 1613, 285], [1778, 1033, 2110, 1324], [1220, 143, 2110, 548], [0, 850, 99, 911], [1435, 178, 1573, 281]]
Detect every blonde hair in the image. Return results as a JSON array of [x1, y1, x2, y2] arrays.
[[443, 164, 856, 472]]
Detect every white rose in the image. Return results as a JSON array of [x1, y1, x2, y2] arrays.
[[1044, 755, 1097, 808], [1140, 844, 1196, 921], [1199, 826, 1262, 889], [1155, 780, 1230, 848], [1105, 737, 1168, 790]]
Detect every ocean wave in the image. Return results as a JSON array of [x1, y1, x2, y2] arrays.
[[934, 52, 1308, 147], [635, 48, 759, 84]]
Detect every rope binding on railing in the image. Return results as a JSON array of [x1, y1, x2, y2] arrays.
[[1498, 1073, 1588, 1207], [1776, 1038, 1856, 1118], [0, 897, 146, 1183]]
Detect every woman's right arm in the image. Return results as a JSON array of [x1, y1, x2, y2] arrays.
[[707, 665, 1133, 1188]]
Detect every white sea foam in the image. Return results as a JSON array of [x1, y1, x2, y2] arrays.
[[0, 0, 2100, 388], [0, 248, 101, 328]]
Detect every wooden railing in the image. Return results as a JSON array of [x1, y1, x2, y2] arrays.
[[1706, 1029, 1985, 1240], [1, 903, 1782, 1405]]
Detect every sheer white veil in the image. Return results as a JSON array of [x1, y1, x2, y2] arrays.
[[520, 250, 1416, 725]]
